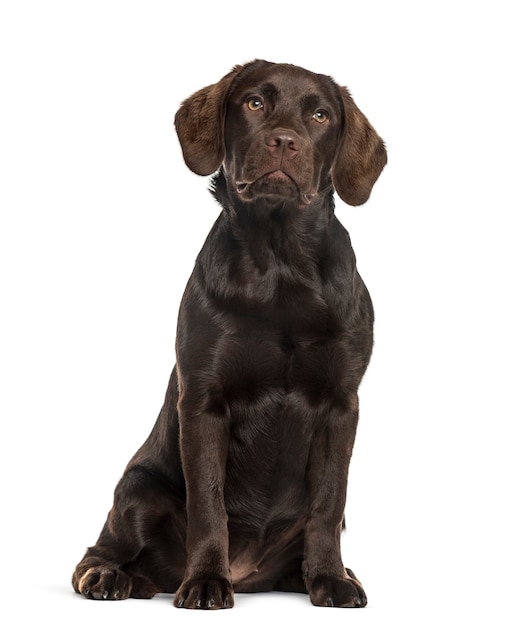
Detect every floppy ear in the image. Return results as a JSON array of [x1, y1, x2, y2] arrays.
[[332, 87, 387, 206], [174, 65, 244, 176]]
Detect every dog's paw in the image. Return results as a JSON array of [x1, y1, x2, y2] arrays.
[[76, 566, 133, 600], [174, 577, 234, 609], [308, 570, 367, 608]]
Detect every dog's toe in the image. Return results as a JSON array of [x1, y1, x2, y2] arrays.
[[308, 571, 367, 608], [77, 566, 132, 600], [174, 577, 234, 609]]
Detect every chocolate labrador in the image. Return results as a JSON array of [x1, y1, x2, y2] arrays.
[[72, 59, 386, 609]]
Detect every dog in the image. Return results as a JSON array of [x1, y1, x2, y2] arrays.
[[72, 59, 386, 609]]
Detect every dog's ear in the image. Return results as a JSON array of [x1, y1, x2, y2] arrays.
[[332, 87, 387, 206], [175, 65, 244, 176]]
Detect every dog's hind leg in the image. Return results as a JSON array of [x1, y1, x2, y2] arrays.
[[72, 486, 160, 599], [73, 367, 187, 600], [72, 464, 185, 599]]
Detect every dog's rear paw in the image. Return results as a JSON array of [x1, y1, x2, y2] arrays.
[[308, 570, 367, 608], [75, 566, 133, 600], [174, 577, 234, 609]]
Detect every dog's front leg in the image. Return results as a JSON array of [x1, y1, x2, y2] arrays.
[[303, 401, 368, 608], [174, 399, 234, 609]]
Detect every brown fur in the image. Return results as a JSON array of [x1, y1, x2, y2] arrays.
[[72, 60, 386, 609]]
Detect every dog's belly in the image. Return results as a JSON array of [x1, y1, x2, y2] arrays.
[[221, 385, 320, 590], [228, 514, 306, 590]]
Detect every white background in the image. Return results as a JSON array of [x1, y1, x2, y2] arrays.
[[1, 1, 530, 624]]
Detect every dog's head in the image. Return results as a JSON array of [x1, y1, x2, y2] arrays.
[[175, 60, 386, 207]]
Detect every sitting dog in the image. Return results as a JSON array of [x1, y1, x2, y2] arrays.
[[72, 59, 386, 609]]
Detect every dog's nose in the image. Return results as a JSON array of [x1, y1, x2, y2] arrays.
[[265, 130, 301, 161]]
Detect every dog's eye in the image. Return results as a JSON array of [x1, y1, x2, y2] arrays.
[[313, 110, 329, 123], [247, 97, 264, 111]]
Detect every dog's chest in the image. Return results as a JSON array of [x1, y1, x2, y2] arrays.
[[223, 322, 349, 399]]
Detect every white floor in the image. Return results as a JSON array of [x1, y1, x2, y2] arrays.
[[28, 576, 530, 626], [11, 531, 530, 626]]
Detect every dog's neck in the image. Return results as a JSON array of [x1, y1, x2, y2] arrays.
[[196, 171, 353, 326], [209, 170, 335, 268]]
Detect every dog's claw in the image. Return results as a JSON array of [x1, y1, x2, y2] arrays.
[[175, 577, 234, 609], [308, 573, 367, 608]]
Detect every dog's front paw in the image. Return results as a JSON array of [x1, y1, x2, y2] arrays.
[[76, 566, 133, 600], [174, 577, 234, 609], [308, 570, 367, 608]]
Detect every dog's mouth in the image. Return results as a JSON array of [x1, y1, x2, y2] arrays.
[[235, 171, 315, 206]]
